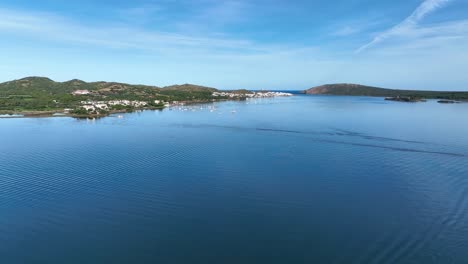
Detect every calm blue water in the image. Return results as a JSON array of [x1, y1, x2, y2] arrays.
[[1, 95, 468, 263]]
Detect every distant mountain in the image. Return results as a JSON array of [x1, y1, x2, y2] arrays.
[[305, 83, 468, 100], [0, 76, 218, 94]]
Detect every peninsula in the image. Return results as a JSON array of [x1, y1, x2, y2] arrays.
[[0, 77, 291, 118], [305, 84, 468, 101]]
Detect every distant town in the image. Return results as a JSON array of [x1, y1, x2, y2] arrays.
[[75, 91, 292, 116], [0, 77, 293, 118]]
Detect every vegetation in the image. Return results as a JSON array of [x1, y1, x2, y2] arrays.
[[0, 77, 227, 115], [305, 84, 468, 100]]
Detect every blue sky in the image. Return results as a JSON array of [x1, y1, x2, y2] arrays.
[[0, 0, 467, 90]]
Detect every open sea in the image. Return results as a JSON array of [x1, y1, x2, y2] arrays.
[[1, 95, 468, 263]]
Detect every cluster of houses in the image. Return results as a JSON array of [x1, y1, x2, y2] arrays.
[[79, 100, 152, 112], [212, 91, 293, 98], [154, 100, 172, 107]]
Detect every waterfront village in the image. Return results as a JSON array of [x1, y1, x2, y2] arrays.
[[75, 91, 293, 114], [79, 100, 168, 112]]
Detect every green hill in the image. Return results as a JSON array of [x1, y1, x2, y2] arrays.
[[0, 77, 221, 112], [305, 84, 468, 100]]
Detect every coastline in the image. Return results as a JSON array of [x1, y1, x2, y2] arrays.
[[2, 94, 467, 119], [0, 98, 248, 119], [0, 91, 293, 119], [0, 107, 164, 119]]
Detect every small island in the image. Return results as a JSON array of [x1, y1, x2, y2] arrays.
[[385, 96, 426, 103], [0, 77, 292, 118], [437, 99, 461, 104]]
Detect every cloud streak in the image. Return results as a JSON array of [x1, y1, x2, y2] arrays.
[[356, 0, 451, 53], [0, 8, 258, 55]]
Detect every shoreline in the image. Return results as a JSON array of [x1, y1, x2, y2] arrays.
[[0, 107, 164, 119], [0, 98, 242, 119], [2, 95, 467, 119]]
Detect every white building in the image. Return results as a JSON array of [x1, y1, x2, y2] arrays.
[[94, 104, 108, 110], [82, 105, 95, 111], [72, 90, 90, 95]]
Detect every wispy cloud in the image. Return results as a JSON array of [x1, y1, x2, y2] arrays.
[[362, 19, 468, 56], [356, 0, 451, 53], [0, 8, 257, 54]]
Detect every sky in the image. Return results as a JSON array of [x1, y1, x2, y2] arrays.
[[0, 0, 467, 90]]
